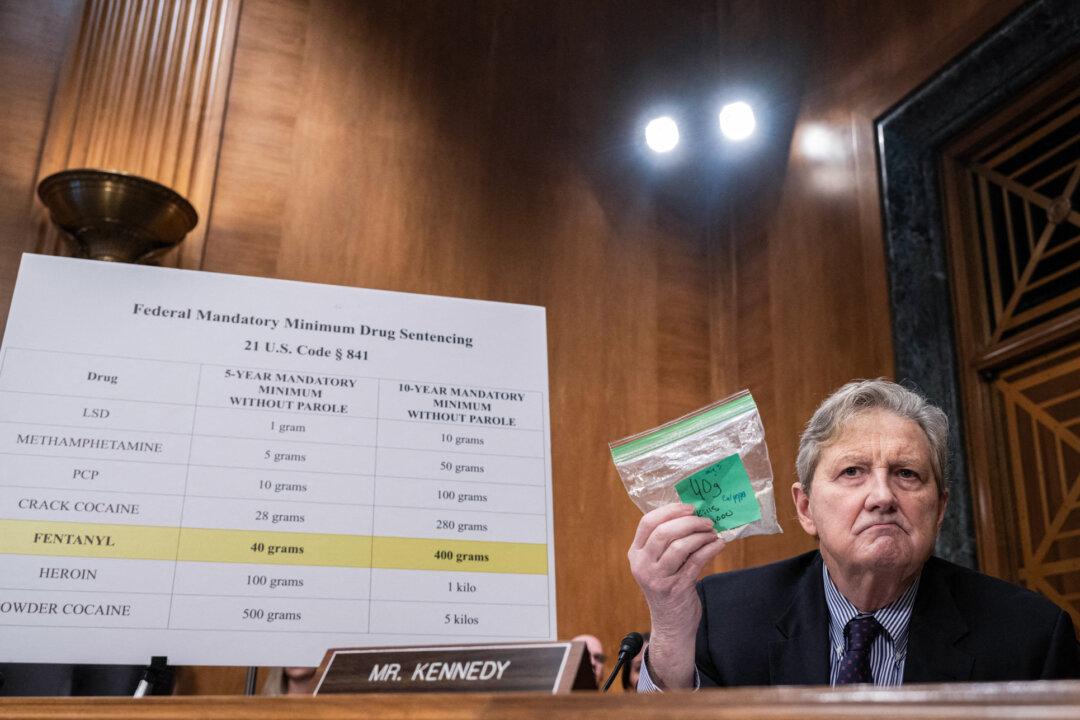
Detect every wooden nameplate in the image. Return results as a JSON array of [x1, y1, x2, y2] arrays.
[[313, 640, 597, 694]]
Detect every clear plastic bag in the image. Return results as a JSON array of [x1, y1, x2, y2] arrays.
[[609, 390, 782, 542]]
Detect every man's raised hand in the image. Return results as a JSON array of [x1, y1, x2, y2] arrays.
[[627, 503, 725, 688]]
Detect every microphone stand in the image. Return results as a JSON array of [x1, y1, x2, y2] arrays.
[[133, 656, 170, 697], [601, 632, 644, 692]]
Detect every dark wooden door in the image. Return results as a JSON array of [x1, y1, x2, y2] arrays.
[[941, 55, 1080, 626]]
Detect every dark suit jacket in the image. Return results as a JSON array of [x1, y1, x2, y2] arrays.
[[695, 551, 1080, 686]]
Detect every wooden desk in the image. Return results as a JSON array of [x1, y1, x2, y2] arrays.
[[2, 681, 1080, 719]]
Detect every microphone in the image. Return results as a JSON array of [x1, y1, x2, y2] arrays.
[[601, 632, 644, 692]]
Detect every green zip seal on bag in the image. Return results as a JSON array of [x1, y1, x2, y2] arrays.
[[610, 392, 757, 464]]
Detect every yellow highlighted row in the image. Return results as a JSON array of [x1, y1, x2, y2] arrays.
[[0, 520, 548, 574]]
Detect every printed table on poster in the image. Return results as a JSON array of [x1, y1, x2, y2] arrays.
[[0, 254, 555, 666]]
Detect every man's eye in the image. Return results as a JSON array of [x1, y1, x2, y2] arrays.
[[897, 468, 919, 480], [840, 467, 861, 477]]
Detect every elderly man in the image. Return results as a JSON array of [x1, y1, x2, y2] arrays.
[[629, 379, 1079, 689]]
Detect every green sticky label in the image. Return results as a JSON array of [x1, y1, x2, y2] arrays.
[[675, 454, 761, 532]]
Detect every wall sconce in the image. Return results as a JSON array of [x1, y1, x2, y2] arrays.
[[36, 169, 198, 264]]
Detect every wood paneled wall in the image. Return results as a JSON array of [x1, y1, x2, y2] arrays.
[[0, 0, 1025, 695], [200, 2, 717, 690]]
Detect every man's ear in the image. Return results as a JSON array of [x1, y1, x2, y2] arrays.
[[936, 489, 949, 531], [792, 481, 817, 537]]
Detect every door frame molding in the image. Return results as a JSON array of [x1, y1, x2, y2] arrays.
[[876, 0, 1080, 568]]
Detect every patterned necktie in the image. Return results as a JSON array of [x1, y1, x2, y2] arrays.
[[836, 615, 882, 685]]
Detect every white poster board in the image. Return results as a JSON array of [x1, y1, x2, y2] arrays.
[[0, 254, 555, 666]]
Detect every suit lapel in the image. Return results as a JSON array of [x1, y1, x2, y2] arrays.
[[769, 553, 831, 685], [903, 558, 974, 683]]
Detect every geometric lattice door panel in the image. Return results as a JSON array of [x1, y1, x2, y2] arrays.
[[996, 341, 1080, 627], [965, 86, 1080, 346]]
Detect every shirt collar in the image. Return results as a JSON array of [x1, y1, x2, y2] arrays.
[[822, 561, 919, 661]]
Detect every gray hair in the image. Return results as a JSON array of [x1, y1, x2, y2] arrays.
[[796, 378, 949, 496]]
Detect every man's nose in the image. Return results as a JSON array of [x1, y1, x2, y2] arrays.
[[865, 467, 898, 510]]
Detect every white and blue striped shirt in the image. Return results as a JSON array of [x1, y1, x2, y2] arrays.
[[823, 563, 918, 686], [637, 561, 919, 691]]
